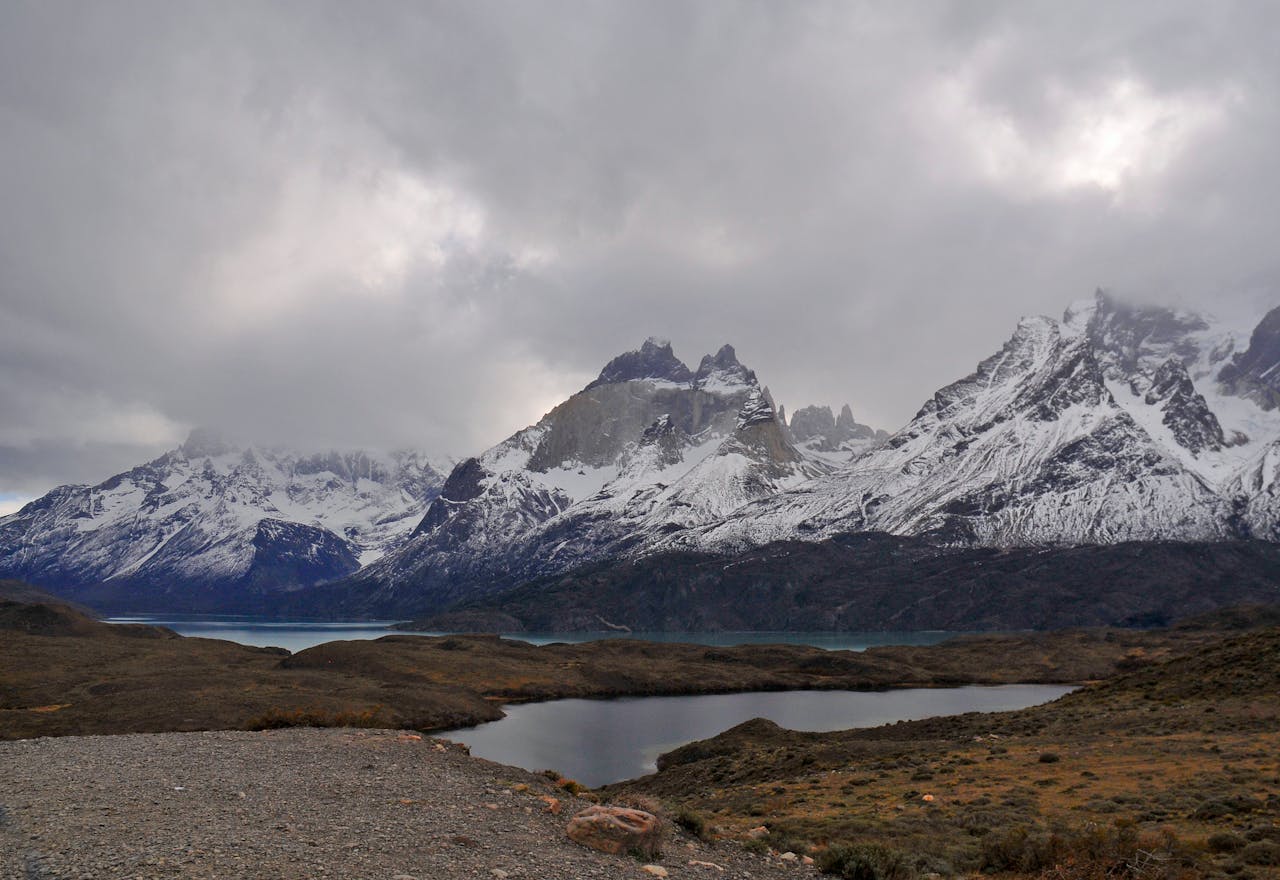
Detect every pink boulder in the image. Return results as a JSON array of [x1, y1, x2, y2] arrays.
[[566, 805, 664, 857]]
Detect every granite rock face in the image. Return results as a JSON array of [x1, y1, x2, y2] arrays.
[[585, 337, 693, 390]]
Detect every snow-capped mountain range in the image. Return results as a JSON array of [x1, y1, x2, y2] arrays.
[[335, 292, 1280, 617], [0, 429, 450, 607], [6, 291, 1280, 616]]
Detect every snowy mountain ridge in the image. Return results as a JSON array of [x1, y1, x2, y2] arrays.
[[0, 430, 450, 605], [8, 291, 1280, 618], [680, 292, 1280, 555]]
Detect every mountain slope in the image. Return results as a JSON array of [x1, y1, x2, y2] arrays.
[[0, 430, 449, 610], [411, 534, 1280, 632]]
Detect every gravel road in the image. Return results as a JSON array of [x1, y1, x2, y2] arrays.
[[0, 728, 815, 880]]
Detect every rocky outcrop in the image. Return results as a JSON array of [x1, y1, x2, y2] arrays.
[[1144, 359, 1234, 454]]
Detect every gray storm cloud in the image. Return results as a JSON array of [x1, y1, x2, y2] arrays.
[[2, 0, 1279, 498]]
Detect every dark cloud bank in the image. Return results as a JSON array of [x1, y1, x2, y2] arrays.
[[3, 1, 1280, 502]]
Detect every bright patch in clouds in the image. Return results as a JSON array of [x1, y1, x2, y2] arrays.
[[1052, 79, 1227, 190], [208, 165, 488, 324], [938, 73, 1231, 196]]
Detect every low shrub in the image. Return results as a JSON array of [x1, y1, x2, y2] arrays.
[[1191, 796, 1263, 820], [244, 704, 388, 730], [1241, 841, 1280, 866], [556, 777, 587, 796], [1208, 832, 1247, 854], [673, 806, 713, 841], [1245, 825, 1280, 843], [609, 793, 662, 815], [977, 821, 1198, 879], [816, 843, 915, 880]]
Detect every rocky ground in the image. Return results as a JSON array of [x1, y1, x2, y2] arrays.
[[0, 728, 814, 880]]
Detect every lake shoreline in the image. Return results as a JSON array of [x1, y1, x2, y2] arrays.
[[1, 593, 1248, 743]]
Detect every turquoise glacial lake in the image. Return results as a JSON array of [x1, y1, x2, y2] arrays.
[[105, 615, 972, 654]]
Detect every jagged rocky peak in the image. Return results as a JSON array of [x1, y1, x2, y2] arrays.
[[694, 344, 756, 391], [789, 404, 885, 450], [585, 337, 693, 391], [1218, 306, 1280, 409], [915, 315, 1062, 424], [782, 404, 886, 460], [789, 405, 836, 439], [527, 340, 761, 472]]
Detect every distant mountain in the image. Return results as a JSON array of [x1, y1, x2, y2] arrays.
[[316, 338, 871, 615], [0, 430, 449, 611], [785, 403, 887, 464]]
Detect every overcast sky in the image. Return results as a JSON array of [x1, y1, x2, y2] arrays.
[[3, 1, 1280, 509]]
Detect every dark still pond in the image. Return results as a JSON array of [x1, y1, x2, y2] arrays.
[[438, 684, 1074, 787]]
